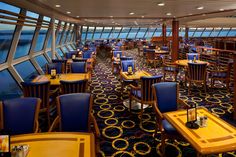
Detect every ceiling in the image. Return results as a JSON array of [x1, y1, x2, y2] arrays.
[[11, 0, 236, 27]]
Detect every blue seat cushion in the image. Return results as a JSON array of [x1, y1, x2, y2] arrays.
[[131, 89, 141, 99], [162, 119, 178, 135]]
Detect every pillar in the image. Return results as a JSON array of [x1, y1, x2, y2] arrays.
[[172, 19, 179, 61], [162, 23, 167, 46], [51, 18, 56, 59], [185, 27, 189, 40]]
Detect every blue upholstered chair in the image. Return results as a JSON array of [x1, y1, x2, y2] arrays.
[[60, 80, 88, 94], [65, 51, 77, 59], [71, 62, 87, 73], [46, 63, 64, 74], [49, 93, 100, 137], [129, 76, 162, 122], [112, 51, 123, 73], [0, 97, 40, 135], [152, 82, 186, 154], [113, 51, 123, 58], [52, 59, 68, 73], [186, 53, 200, 60], [82, 50, 93, 59], [120, 56, 133, 61], [21, 81, 53, 127]]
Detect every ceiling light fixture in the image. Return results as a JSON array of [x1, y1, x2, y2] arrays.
[[66, 11, 71, 14], [166, 12, 172, 16], [55, 4, 61, 8], [129, 12, 135, 15], [197, 6, 204, 10], [110, 16, 113, 18], [219, 9, 224, 11], [141, 15, 145, 18], [76, 16, 80, 18], [157, 2, 165, 6]]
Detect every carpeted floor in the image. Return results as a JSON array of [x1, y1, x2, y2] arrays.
[[91, 49, 235, 157]]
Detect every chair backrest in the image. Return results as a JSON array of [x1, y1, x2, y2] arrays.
[[60, 80, 88, 94], [57, 93, 92, 132], [1, 97, 40, 135], [121, 60, 135, 72], [72, 58, 87, 62], [71, 62, 87, 73], [113, 51, 123, 58], [65, 51, 77, 59], [187, 53, 199, 60], [188, 63, 207, 81], [82, 50, 93, 59], [146, 51, 156, 60], [141, 76, 163, 102], [21, 81, 50, 110], [120, 56, 133, 61], [46, 63, 64, 74], [153, 82, 178, 113]]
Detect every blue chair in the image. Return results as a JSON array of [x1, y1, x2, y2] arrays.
[[21, 81, 53, 127], [1, 97, 40, 135], [113, 51, 123, 58], [46, 63, 64, 74], [49, 93, 100, 137], [129, 76, 162, 122], [52, 59, 68, 73], [120, 56, 133, 61], [71, 62, 87, 73], [187, 53, 199, 60], [82, 50, 93, 59], [152, 82, 186, 154], [65, 51, 77, 59], [60, 80, 88, 94]]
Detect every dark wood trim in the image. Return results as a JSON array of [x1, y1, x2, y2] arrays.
[[233, 53, 236, 120], [172, 20, 179, 61]]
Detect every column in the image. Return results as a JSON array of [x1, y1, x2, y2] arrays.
[[172, 19, 179, 61], [51, 18, 56, 59], [185, 27, 189, 40], [162, 23, 166, 46]]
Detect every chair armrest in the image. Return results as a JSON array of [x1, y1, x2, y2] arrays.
[[34, 120, 39, 133], [90, 114, 101, 138], [129, 84, 141, 90], [152, 102, 164, 131], [178, 99, 188, 109], [48, 116, 60, 132]]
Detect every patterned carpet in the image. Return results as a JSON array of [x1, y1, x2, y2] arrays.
[[90, 49, 235, 157]]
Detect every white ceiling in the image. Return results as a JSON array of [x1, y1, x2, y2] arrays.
[[19, 0, 236, 27]]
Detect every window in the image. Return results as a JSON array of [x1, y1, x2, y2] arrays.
[[201, 28, 213, 37], [101, 27, 112, 39], [34, 16, 51, 52], [14, 60, 38, 81], [227, 28, 236, 37], [136, 28, 147, 38], [166, 27, 172, 36], [127, 27, 139, 39], [35, 55, 48, 72], [93, 27, 103, 39], [67, 45, 74, 50], [109, 27, 121, 38], [56, 21, 65, 45], [14, 11, 39, 59], [0, 69, 22, 100], [118, 27, 130, 39], [61, 23, 70, 44], [153, 28, 162, 37], [47, 51, 58, 59], [56, 48, 64, 57], [61, 46, 68, 53], [218, 28, 230, 37], [189, 28, 196, 37], [81, 26, 87, 41], [210, 28, 221, 37], [86, 27, 95, 40], [193, 28, 204, 37], [145, 28, 156, 38], [179, 28, 185, 37], [67, 24, 74, 42]]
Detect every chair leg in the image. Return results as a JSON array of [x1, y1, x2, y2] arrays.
[[188, 81, 191, 95], [204, 81, 207, 93], [129, 96, 132, 112], [226, 80, 230, 92], [140, 103, 143, 123], [161, 133, 166, 156]]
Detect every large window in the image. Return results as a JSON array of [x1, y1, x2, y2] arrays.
[[145, 28, 156, 38], [136, 28, 147, 38], [166, 27, 172, 36], [153, 28, 162, 37], [67, 24, 74, 42], [14, 11, 39, 59], [86, 27, 95, 40], [227, 28, 236, 37], [35, 55, 48, 72], [218, 28, 230, 37], [61, 23, 70, 44], [201, 28, 213, 37], [0, 69, 22, 100], [109, 27, 121, 38], [34, 16, 51, 52], [210, 28, 221, 37], [189, 28, 196, 37], [101, 27, 112, 39], [179, 28, 185, 37], [56, 48, 64, 57], [14, 60, 38, 81], [193, 28, 204, 37], [56, 21, 64, 45], [118, 27, 130, 39], [127, 27, 139, 39], [81, 26, 87, 41], [93, 27, 103, 39]]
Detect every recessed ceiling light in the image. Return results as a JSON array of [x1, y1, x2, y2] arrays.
[[188, 13, 193, 15], [197, 6, 204, 10], [219, 9, 224, 11], [141, 15, 145, 18], [129, 12, 135, 15], [166, 12, 172, 16], [76, 16, 80, 18], [157, 2, 165, 6], [110, 16, 113, 18], [55, 4, 61, 8], [202, 14, 206, 16], [66, 11, 71, 14]]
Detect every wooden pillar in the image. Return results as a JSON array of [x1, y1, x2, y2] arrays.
[[233, 53, 236, 120], [172, 20, 179, 61], [51, 18, 56, 59], [162, 23, 167, 46], [185, 27, 189, 40]]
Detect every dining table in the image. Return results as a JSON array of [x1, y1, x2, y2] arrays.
[[32, 73, 91, 86], [11, 132, 96, 157]]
